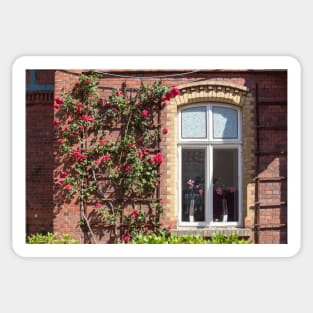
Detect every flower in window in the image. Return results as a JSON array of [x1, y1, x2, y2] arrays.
[[187, 179, 195, 188], [229, 186, 236, 193], [215, 187, 223, 196], [198, 188, 204, 197]]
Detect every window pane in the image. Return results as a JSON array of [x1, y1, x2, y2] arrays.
[[213, 106, 238, 139], [181, 149, 205, 222], [213, 149, 238, 222], [181, 107, 207, 138]]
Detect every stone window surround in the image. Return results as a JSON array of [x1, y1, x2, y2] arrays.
[[164, 80, 255, 233]]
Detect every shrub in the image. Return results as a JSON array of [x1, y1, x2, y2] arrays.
[[211, 233, 250, 244], [27, 233, 79, 244], [128, 233, 251, 244]]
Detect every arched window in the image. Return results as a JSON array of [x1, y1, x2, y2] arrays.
[[178, 103, 242, 226]]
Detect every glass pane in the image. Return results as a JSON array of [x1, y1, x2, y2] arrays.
[[213, 149, 238, 222], [181, 149, 205, 222], [181, 107, 207, 138], [213, 106, 238, 139]]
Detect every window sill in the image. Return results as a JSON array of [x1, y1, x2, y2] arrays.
[[170, 227, 252, 238]]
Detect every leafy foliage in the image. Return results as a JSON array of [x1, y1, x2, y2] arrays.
[[129, 233, 251, 244], [27, 233, 79, 244], [54, 73, 179, 243]]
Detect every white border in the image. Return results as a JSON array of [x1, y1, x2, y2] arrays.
[[12, 56, 301, 258]]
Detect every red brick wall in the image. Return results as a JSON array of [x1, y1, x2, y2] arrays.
[[254, 76, 287, 244], [26, 70, 55, 235], [26, 69, 288, 243]]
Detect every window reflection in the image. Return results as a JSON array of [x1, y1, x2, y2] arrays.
[[213, 149, 238, 222], [181, 149, 205, 222]]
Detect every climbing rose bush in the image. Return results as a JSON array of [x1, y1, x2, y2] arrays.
[[54, 73, 180, 243]]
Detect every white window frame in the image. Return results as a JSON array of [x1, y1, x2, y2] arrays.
[[178, 103, 242, 227]]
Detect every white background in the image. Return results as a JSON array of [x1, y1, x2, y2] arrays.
[[1, 1, 310, 312]]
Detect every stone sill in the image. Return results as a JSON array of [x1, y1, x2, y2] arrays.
[[170, 227, 252, 238]]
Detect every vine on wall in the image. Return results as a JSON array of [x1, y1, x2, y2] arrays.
[[54, 73, 179, 243]]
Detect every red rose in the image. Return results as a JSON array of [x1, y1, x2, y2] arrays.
[[58, 139, 64, 145], [71, 147, 87, 162], [75, 82, 80, 87], [116, 90, 122, 96], [124, 164, 132, 172], [163, 128, 168, 135], [162, 93, 171, 102], [130, 209, 139, 217], [162, 87, 180, 102], [82, 114, 94, 123], [141, 110, 149, 118], [54, 103, 60, 110], [124, 236, 130, 243], [78, 125, 84, 131], [76, 102, 83, 108], [170, 87, 180, 97], [55, 97, 65, 105], [153, 152, 163, 165], [53, 119, 59, 126], [60, 171, 67, 178], [58, 179, 65, 185], [99, 97, 104, 105], [85, 79, 91, 84], [95, 203, 101, 209], [82, 115, 90, 122], [64, 126, 69, 131], [102, 155, 111, 162], [64, 184, 71, 191]]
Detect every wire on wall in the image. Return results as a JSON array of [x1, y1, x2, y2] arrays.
[[88, 70, 203, 79]]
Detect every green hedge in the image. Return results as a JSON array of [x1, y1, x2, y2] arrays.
[[26, 233, 79, 244], [27, 232, 251, 244], [130, 233, 251, 244]]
